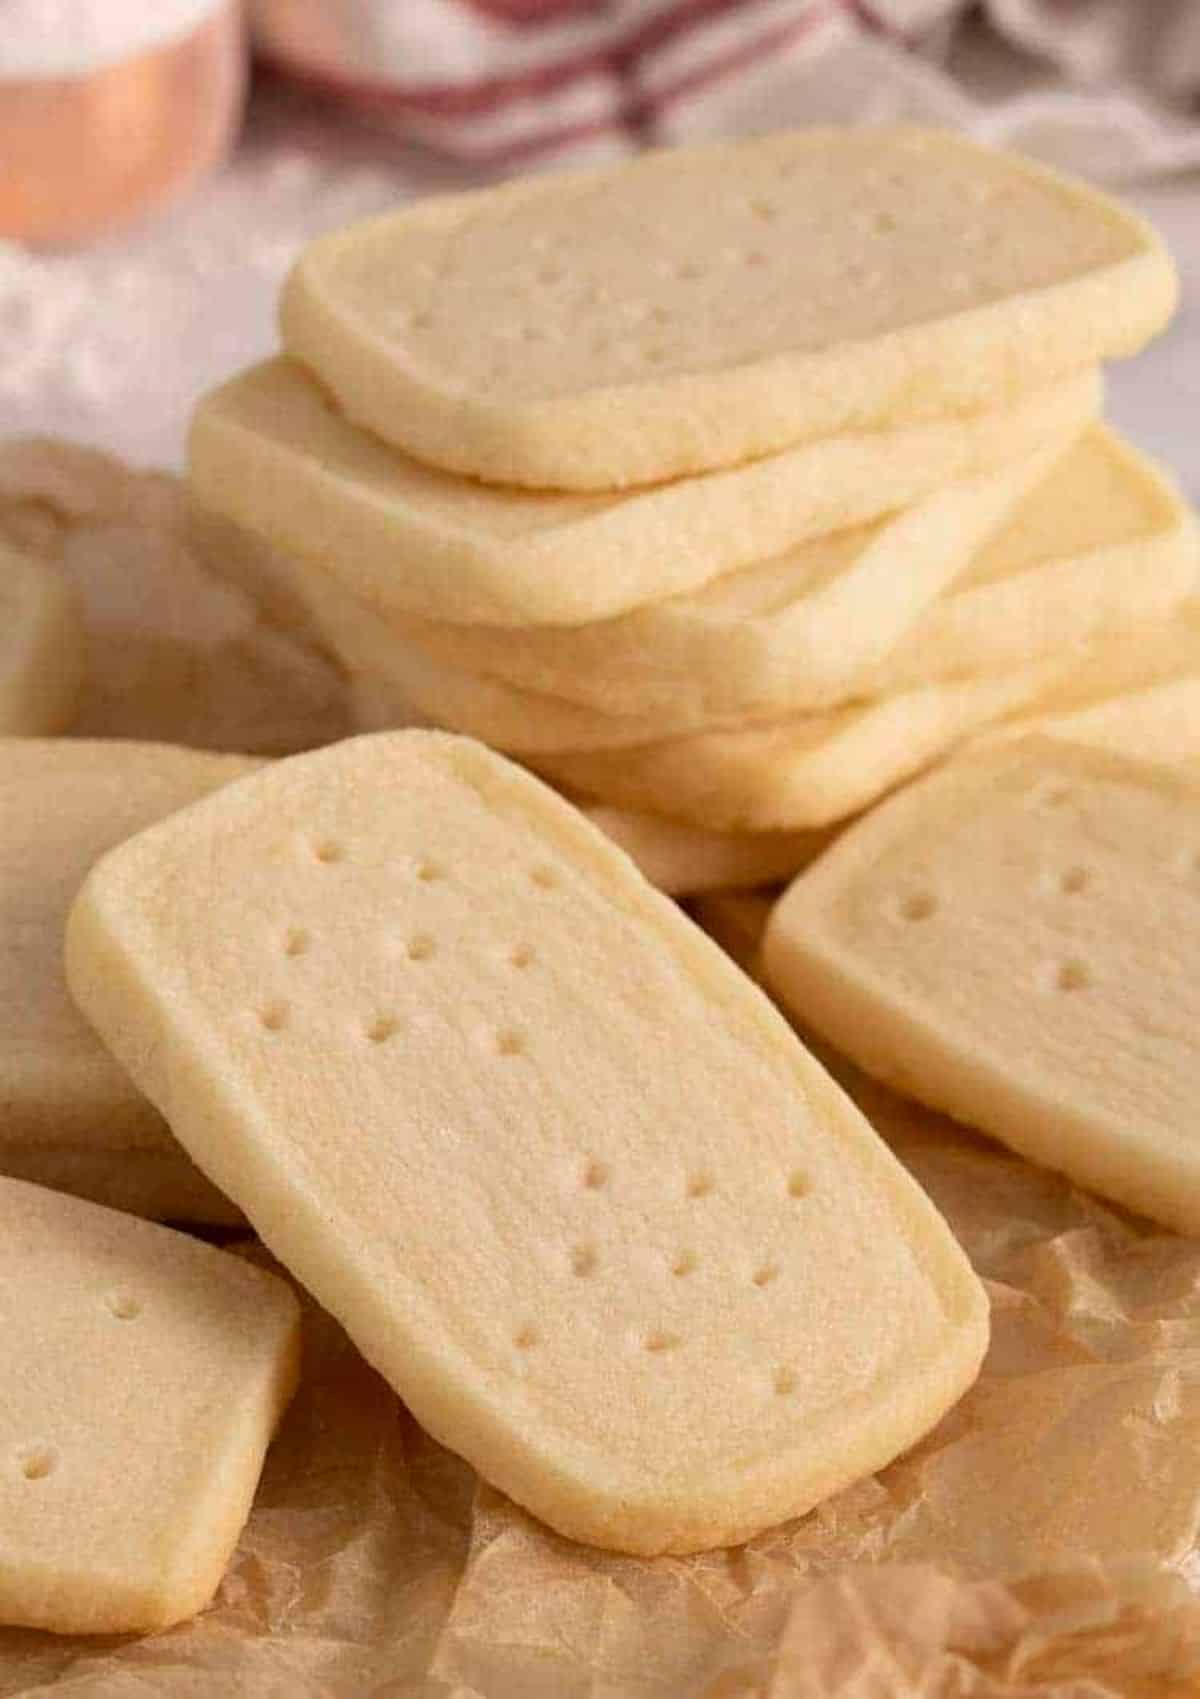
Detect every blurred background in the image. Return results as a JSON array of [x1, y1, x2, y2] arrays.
[[2, 0, 1198, 482]]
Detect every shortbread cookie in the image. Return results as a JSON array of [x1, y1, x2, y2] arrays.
[[372, 426, 1196, 726], [295, 447, 1069, 753], [533, 610, 1200, 831], [531, 658, 1066, 831], [325, 687, 825, 898], [0, 1179, 299, 1634], [763, 739, 1200, 1233], [582, 806, 829, 897], [66, 731, 988, 1556], [1, 543, 85, 735], [306, 575, 673, 754], [217, 534, 1200, 760], [320, 724, 826, 895], [279, 126, 1173, 490], [1001, 675, 1200, 769], [189, 357, 1099, 629], [335, 602, 817, 756], [987, 602, 1200, 762], [0, 438, 349, 754], [1, 739, 256, 1223], [868, 427, 1198, 695]]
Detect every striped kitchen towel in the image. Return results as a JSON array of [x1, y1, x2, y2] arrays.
[[251, 0, 1200, 178]]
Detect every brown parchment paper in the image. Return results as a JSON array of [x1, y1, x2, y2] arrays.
[[6, 1088, 1200, 1698], [0, 438, 350, 754], [5, 445, 1200, 1696]]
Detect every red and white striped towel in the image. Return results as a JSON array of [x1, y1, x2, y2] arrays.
[[251, 0, 1200, 178]]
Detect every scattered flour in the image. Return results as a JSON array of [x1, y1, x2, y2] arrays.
[[0, 0, 222, 78], [0, 91, 420, 465]]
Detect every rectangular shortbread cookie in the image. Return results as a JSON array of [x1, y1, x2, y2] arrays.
[[1000, 675, 1200, 770], [366, 426, 1196, 729], [763, 739, 1200, 1234], [530, 657, 1065, 831], [279, 126, 1173, 490], [324, 431, 1197, 752], [341, 679, 827, 894], [188, 357, 1099, 629], [868, 426, 1198, 695], [532, 608, 1200, 831], [1, 544, 85, 735], [65, 731, 988, 1556], [1, 739, 257, 1223], [0, 1178, 299, 1634], [309, 576, 677, 754], [581, 805, 830, 898], [289, 439, 1074, 752], [290, 568, 1200, 760], [345, 669, 846, 896]]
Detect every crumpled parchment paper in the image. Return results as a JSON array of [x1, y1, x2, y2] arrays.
[[0, 438, 350, 754], [6, 1082, 1200, 1697], [4, 447, 1200, 1696]]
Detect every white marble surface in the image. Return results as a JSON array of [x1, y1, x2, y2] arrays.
[[2, 94, 1198, 497], [1105, 177, 1200, 501]]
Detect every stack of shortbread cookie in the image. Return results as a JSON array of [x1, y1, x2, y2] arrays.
[[4, 127, 1200, 1645], [190, 127, 1195, 893]]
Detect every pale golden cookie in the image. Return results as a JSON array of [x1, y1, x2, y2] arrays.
[[869, 426, 1198, 694], [581, 805, 830, 897], [0, 1179, 299, 1635], [0, 739, 257, 1223], [374, 426, 1195, 728], [531, 657, 1065, 831], [189, 357, 1098, 629], [280, 127, 1172, 489], [764, 739, 1200, 1233], [533, 608, 1200, 831], [66, 731, 988, 1556]]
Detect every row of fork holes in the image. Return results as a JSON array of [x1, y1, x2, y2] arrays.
[[898, 863, 1090, 923], [513, 1324, 799, 1395], [896, 888, 1092, 994], [566, 1243, 781, 1287], [514, 1165, 811, 1359], [288, 934, 535, 969], [413, 200, 893, 309], [314, 843, 444, 876], [261, 1004, 527, 1053], [402, 200, 906, 342], [284, 931, 437, 964], [303, 843, 548, 982], [15, 1296, 139, 1482], [273, 845, 549, 1044], [302, 834, 810, 1385], [311, 840, 558, 892], [580, 1162, 808, 1201], [899, 782, 1092, 990], [408, 233, 783, 327], [894, 772, 1080, 924]]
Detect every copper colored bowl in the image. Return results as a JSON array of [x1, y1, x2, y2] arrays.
[[0, 1, 246, 247]]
